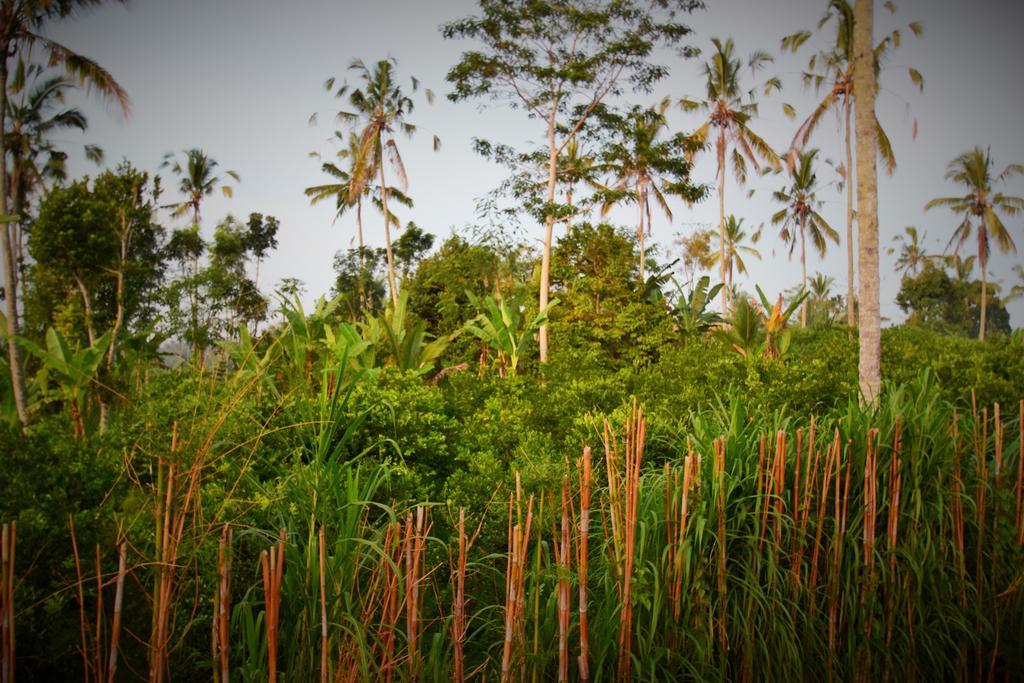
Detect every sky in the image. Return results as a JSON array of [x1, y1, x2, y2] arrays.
[[43, 0, 1024, 326]]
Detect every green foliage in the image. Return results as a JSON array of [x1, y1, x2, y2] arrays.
[[673, 275, 724, 337], [464, 291, 556, 377]]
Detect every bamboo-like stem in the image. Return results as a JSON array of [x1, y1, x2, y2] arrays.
[[500, 482, 533, 683], [69, 516, 90, 683], [576, 447, 591, 682], [713, 437, 728, 656], [318, 525, 327, 683], [93, 545, 103, 682], [216, 525, 231, 683], [452, 509, 467, 683], [261, 529, 285, 683], [107, 541, 127, 683], [0, 523, 13, 683], [556, 484, 571, 682]]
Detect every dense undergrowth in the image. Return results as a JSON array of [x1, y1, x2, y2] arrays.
[[1, 325, 1023, 680]]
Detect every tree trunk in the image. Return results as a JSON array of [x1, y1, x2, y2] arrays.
[[565, 184, 574, 233], [844, 100, 856, 326], [800, 220, 808, 328], [378, 138, 399, 309], [108, 217, 130, 368], [717, 130, 728, 315], [979, 246, 987, 341], [538, 113, 559, 363], [75, 278, 97, 346], [0, 56, 29, 425], [853, 0, 881, 404], [637, 185, 646, 283]]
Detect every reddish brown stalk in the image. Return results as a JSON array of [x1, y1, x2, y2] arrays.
[[318, 525, 328, 683], [93, 545, 104, 681], [69, 516, 90, 683], [261, 529, 285, 683], [452, 509, 467, 683], [576, 446, 591, 682], [378, 522, 401, 683], [713, 438, 729, 655], [405, 506, 429, 682], [107, 540, 127, 683], [976, 408, 989, 598], [794, 428, 803, 520], [672, 453, 696, 622], [0, 522, 11, 683], [809, 430, 840, 599], [885, 423, 903, 648], [605, 402, 645, 682], [215, 525, 232, 683], [991, 405, 1003, 560], [861, 428, 879, 646], [556, 484, 571, 682], [773, 431, 787, 548], [500, 485, 534, 683]]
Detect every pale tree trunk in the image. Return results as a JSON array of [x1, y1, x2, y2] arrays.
[[637, 185, 646, 283], [108, 213, 131, 368], [800, 221, 808, 328], [378, 139, 399, 309], [853, 0, 881, 404], [538, 111, 559, 363], [75, 278, 97, 346], [717, 130, 728, 315], [844, 100, 856, 326], [979, 242, 988, 340], [356, 198, 368, 312], [0, 56, 29, 425]]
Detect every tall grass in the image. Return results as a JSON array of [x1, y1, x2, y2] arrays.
[[9, 372, 1024, 680]]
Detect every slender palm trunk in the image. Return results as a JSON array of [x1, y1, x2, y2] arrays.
[[979, 242, 988, 340], [800, 220, 808, 328], [108, 233, 128, 368], [566, 184, 574, 233], [853, 0, 881, 404], [356, 198, 368, 311], [0, 56, 29, 425], [637, 184, 646, 283], [844, 101, 856, 326], [717, 129, 728, 315], [378, 139, 399, 309], [538, 113, 559, 363]]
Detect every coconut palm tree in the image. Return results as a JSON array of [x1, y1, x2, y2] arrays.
[[599, 101, 702, 281], [5, 62, 102, 274], [557, 138, 601, 231], [1, 0, 131, 425], [305, 130, 412, 310], [925, 147, 1023, 340], [161, 148, 239, 227], [331, 57, 438, 308], [771, 149, 839, 328], [681, 37, 783, 313], [712, 214, 761, 309], [782, 1, 922, 327], [887, 225, 931, 277]]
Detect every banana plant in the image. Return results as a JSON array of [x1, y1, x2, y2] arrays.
[[464, 292, 557, 377], [277, 293, 342, 386], [715, 296, 761, 357], [673, 275, 725, 338], [17, 327, 110, 439], [364, 291, 454, 376], [755, 285, 807, 359]]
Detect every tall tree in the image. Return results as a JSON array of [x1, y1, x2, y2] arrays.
[[782, 0, 922, 326], [681, 37, 783, 314], [924, 147, 1022, 340], [887, 225, 930, 277], [597, 102, 703, 281], [305, 129, 412, 308], [853, 0, 880, 403], [444, 0, 703, 362], [1, 0, 130, 424], [556, 138, 601, 232], [712, 215, 760, 307], [160, 148, 238, 359], [329, 57, 437, 309], [771, 148, 839, 327]]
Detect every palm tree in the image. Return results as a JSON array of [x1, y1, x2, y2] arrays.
[[599, 102, 702, 281], [853, 0, 881, 403], [771, 149, 839, 328], [925, 147, 1023, 340], [712, 214, 761, 309], [332, 57, 438, 308], [887, 225, 931, 277], [557, 138, 600, 231], [161, 148, 239, 227], [5, 62, 102, 273], [1, 0, 131, 425], [305, 130, 412, 310], [782, 0, 922, 326], [682, 37, 783, 314]]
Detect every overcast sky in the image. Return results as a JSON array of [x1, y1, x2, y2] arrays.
[[44, 0, 1024, 325]]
